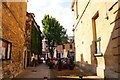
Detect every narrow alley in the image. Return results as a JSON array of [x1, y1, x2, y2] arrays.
[[0, 0, 120, 79], [13, 62, 102, 80]]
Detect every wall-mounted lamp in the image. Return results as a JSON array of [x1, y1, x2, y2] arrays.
[[105, 12, 109, 20], [81, 21, 83, 23]]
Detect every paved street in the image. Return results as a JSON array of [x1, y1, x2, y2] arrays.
[[13, 63, 102, 80], [51, 64, 102, 80], [14, 63, 51, 79]]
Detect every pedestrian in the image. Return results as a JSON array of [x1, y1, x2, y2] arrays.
[[31, 53, 36, 67]]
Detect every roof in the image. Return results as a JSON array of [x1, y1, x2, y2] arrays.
[[26, 12, 42, 33]]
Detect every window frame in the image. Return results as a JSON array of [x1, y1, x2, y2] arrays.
[[94, 37, 103, 57], [0, 38, 12, 60], [70, 43, 72, 49]]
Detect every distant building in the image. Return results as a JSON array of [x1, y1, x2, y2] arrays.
[[26, 12, 42, 66], [71, 0, 120, 78], [41, 33, 49, 60], [42, 33, 48, 53], [57, 36, 75, 59], [0, 2, 27, 78]]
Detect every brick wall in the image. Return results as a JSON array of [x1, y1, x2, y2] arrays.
[[57, 43, 75, 59], [2, 2, 27, 78]]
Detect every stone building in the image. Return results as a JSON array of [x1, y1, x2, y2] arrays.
[[71, 0, 120, 78], [26, 12, 42, 66], [0, 2, 27, 78]]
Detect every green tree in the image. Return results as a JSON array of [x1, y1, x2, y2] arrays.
[[42, 14, 68, 57]]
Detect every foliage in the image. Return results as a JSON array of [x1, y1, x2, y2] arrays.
[[67, 50, 71, 58], [42, 14, 68, 47], [31, 21, 42, 54]]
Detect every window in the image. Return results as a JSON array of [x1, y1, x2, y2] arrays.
[[92, 11, 103, 57], [94, 37, 103, 57], [0, 38, 12, 60], [62, 45, 65, 49], [96, 37, 101, 54], [70, 44, 72, 49]]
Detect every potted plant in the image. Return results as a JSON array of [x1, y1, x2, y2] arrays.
[[57, 59, 62, 71], [69, 57, 74, 70]]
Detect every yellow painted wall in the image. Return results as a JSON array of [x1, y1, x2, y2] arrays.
[[72, 0, 119, 78]]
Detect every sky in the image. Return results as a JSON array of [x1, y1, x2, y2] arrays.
[[27, 0, 73, 36]]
